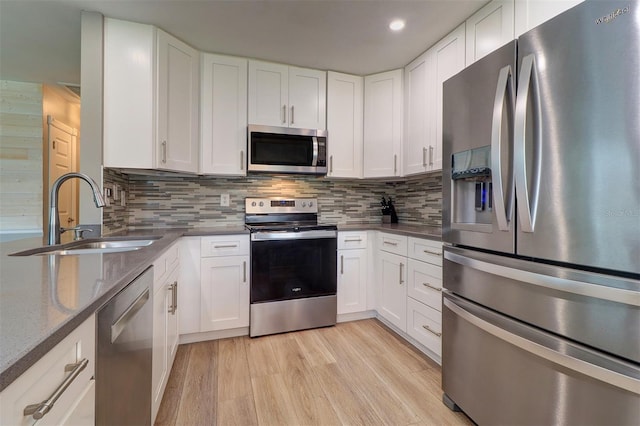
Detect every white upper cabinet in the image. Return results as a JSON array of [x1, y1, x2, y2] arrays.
[[288, 66, 327, 130], [104, 19, 199, 173], [432, 24, 466, 173], [466, 0, 515, 65], [515, 0, 584, 37], [248, 60, 326, 130], [363, 69, 403, 178], [157, 30, 199, 173], [403, 51, 434, 176], [200, 54, 248, 175], [327, 71, 363, 178]]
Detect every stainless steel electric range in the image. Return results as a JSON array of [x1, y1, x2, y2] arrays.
[[245, 197, 337, 337]]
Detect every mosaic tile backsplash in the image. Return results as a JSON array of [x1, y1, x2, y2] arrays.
[[103, 168, 442, 234]]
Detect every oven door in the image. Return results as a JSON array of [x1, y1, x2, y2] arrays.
[[250, 230, 337, 303]]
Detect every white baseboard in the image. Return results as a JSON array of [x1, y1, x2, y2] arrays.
[[179, 327, 249, 344], [337, 310, 376, 323]]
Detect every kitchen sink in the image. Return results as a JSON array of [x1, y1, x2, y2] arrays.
[[9, 236, 161, 256]]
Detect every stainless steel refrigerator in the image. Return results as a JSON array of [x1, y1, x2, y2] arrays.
[[441, 1, 640, 424]]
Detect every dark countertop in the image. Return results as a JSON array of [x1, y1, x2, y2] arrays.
[[0, 225, 247, 391], [0, 222, 437, 391], [336, 223, 441, 240]]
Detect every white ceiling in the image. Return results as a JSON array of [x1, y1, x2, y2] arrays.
[[0, 0, 489, 86]]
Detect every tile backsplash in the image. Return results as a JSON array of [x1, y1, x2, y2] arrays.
[[103, 168, 442, 233]]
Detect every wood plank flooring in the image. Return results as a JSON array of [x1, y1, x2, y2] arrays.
[[155, 319, 473, 426]]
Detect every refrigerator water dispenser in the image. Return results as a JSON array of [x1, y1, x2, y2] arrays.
[[451, 146, 493, 229]]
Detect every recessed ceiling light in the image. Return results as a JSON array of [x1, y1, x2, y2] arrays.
[[389, 19, 405, 32]]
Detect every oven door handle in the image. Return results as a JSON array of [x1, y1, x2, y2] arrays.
[[251, 229, 337, 241]]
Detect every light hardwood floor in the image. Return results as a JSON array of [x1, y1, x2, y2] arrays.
[[155, 319, 473, 426]]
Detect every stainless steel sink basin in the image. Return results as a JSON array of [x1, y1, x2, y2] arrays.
[[9, 237, 161, 256]]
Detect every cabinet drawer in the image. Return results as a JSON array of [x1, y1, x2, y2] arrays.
[[407, 297, 442, 357], [201, 235, 249, 257], [153, 241, 180, 290], [408, 237, 442, 266], [338, 231, 368, 250], [0, 315, 95, 426], [407, 258, 442, 311], [378, 232, 407, 256], [153, 241, 180, 283]]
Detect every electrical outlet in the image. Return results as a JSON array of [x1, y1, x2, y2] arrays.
[[120, 191, 126, 207], [103, 188, 111, 207], [220, 194, 230, 207], [113, 183, 120, 201]]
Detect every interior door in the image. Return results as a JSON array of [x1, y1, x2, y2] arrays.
[[48, 115, 77, 243], [515, 1, 640, 274]]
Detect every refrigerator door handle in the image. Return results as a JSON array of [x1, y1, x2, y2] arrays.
[[443, 296, 640, 395], [514, 54, 542, 233], [491, 65, 514, 231], [444, 250, 640, 307]]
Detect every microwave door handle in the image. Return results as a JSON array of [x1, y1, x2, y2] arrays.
[[491, 65, 514, 231], [312, 136, 318, 166], [515, 54, 542, 233]]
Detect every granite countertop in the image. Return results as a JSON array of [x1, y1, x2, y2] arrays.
[[0, 225, 247, 392], [0, 222, 436, 391]]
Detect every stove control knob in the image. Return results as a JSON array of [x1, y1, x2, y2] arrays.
[[302, 202, 307, 207], [259, 201, 264, 207], [251, 202, 256, 207], [308, 201, 314, 207]]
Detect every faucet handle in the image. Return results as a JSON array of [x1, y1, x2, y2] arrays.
[[61, 226, 93, 241]]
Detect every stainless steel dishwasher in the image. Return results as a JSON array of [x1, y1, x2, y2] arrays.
[[96, 267, 153, 425]]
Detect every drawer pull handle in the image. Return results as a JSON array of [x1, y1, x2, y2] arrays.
[[214, 244, 238, 249], [168, 281, 178, 314], [344, 238, 362, 242], [243, 261, 247, 283], [422, 282, 442, 292], [340, 255, 344, 274], [422, 325, 442, 337], [399, 262, 404, 285], [384, 241, 398, 246], [24, 358, 89, 420], [423, 249, 442, 256]]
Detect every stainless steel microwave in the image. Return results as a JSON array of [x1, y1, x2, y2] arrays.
[[248, 125, 327, 175]]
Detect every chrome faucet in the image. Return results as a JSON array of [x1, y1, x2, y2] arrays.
[[48, 172, 106, 245]]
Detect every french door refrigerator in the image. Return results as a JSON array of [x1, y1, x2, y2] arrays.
[[441, 1, 640, 424]]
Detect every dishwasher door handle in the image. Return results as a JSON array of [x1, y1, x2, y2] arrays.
[[111, 288, 150, 343]]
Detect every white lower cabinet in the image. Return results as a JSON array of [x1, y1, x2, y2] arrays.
[[152, 243, 180, 424], [406, 237, 443, 359], [407, 297, 442, 356], [200, 256, 250, 331], [378, 250, 408, 331], [337, 231, 368, 315], [199, 235, 250, 332], [374, 232, 443, 362], [0, 315, 95, 426]]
